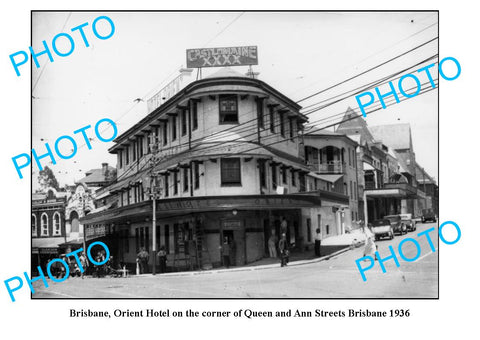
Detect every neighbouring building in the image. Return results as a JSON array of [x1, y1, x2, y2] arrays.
[[415, 161, 439, 215], [336, 107, 419, 222], [32, 187, 67, 273], [80, 67, 349, 273], [304, 130, 359, 233], [64, 163, 116, 252]]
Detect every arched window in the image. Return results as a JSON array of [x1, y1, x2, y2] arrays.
[[53, 212, 61, 236], [32, 214, 37, 237], [41, 213, 49, 236]]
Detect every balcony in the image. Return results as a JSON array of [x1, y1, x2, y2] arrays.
[[307, 160, 345, 174]]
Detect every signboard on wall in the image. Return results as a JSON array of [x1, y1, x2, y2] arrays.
[[186, 46, 258, 68]]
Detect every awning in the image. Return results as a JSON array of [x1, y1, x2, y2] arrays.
[[32, 238, 65, 254], [89, 202, 114, 214], [309, 173, 343, 183], [363, 162, 374, 171], [58, 239, 83, 248]]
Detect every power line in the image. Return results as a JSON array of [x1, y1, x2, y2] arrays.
[[295, 36, 438, 104]]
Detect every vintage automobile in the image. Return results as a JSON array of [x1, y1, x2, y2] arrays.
[[422, 208, 437, 223], [399, 213, 416, 232], [370, 219, 394, 241], [384, 215, 407, 235]]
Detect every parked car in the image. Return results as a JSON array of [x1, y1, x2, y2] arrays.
[[370, 219, 394, 241], [422, 208, 437, 223], [384, 215, 407, 235], [399, 213, 416, 232]]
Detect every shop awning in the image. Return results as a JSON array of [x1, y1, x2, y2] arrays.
[[309, 173, 343, 183], [32, 237, 65, 254], [80, 194, 322, 225], [363, 162, 375, 171]]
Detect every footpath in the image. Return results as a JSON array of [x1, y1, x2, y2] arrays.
[[138, 229, 368, 278]]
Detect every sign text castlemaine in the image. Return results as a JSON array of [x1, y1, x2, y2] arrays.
[[186, 46, 258, 68]]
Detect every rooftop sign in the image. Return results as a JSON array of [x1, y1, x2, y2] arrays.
[[186, 46, 258, 68]]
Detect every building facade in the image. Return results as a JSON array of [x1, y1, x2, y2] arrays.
[[80, 68, 348, 272], [32, 188, 67, 273]]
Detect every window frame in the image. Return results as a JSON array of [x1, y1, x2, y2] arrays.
[[53, 212, 61, 236], [41, 212, 49, 236], [219, 94, 239, 124], [220, 158, 242, 186]]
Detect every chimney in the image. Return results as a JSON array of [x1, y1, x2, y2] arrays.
[[102, 163, 108, 175]]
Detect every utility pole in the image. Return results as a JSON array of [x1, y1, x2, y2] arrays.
[[147, 134, 162, 275]]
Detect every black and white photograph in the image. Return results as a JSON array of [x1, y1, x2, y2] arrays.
[[3, 0, 480, 338], [29, 11, 439, 298]]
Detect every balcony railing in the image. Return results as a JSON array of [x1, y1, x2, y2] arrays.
[[307, 160, 345, 174]]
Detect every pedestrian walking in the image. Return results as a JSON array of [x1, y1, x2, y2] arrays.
[[363, 225, 377, 260], [79, 252, 88, 279], [268, 230, 277, 258], [314, 228, 322, 257], [278, 233, 289, 267], [220, 237, 231, 268]]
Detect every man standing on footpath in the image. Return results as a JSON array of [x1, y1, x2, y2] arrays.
[[220, 237, 231, 268], [279, 234, 289, 267], [315, 228, 322, 257]]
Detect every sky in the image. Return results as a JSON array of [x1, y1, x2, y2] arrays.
[[31, 11, 438, 191]]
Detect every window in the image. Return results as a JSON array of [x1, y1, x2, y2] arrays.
[[126, 188, 131, 205], [164, 224, 170, 254], [326, 224, 330, 235], [221, 158, 241, 186], [118, 151, 123, 169], [307, 218, 312, 242], [269, 106, 275, 133], [173, 171, 178, 195], [192, 102, 198, 130], [181, 110, 187, 136], [183, 168, 189, 192], [123, 229, 129, 253], [171, 116, 177, 141], [163, 122, 168, 145], [145, 227, 150, 252], [279, 112, 285, 137], [53, 212, 61, 236], [219, 94, 238, 123], [257, 98, 264, 129], [344, 183, 348, 196], [32, 214, 37, 237], [138, 136, 144, 158], [41, 213, 48, 236], [289, 118, 294, 139], [164, 174, 169, 197], [350, 181, 353, 199], [299, 173, 306, 192], [271, 164, 277, 189], [194, 162, 200, 189], [291, 170, 296, 186], [348, 148, 351, 166], [132, 140, 137, 161], [282, 166, 287, 184], [259, 161, 266, 188], [125, 145, 130, 165], [135, 228, 140, 253], [354, 182, 357, 200]]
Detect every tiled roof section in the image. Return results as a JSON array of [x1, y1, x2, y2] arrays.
[[415, 162, 436, 184], [78, 166, 116, 185], [336, 107, 375, 144], [369, 124, 413, 151]]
